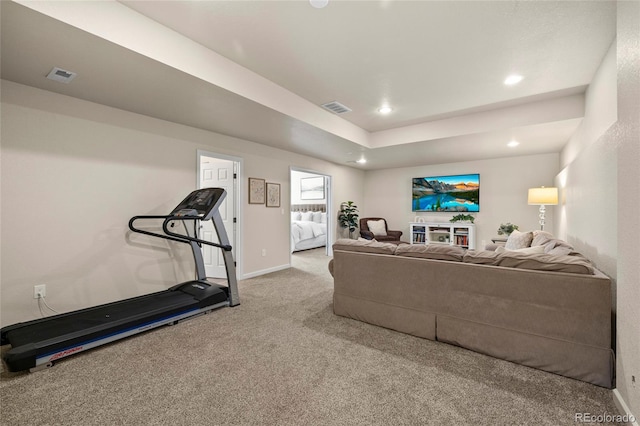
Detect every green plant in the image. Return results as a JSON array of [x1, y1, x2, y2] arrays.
[[338, 201, 359, 238], [497, 222, 519, 236], [450, 214, 475, 223]]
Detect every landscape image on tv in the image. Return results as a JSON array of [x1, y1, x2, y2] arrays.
[[412, 174, 480, 212]]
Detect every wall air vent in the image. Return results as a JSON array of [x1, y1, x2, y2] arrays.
[[46, 67, 77, 84], [321, 101, 352, 114]]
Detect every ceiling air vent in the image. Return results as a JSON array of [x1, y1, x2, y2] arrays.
[[321, 101, 352, 115], [46, 67, 77, 84]]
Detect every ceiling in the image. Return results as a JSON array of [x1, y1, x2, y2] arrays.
[[1, 1, 616, 170]]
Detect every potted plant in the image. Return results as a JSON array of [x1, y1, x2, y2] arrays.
[[338, 201, 359, 239], [450, 214, 475, 223], [497, 222, 519, 236]]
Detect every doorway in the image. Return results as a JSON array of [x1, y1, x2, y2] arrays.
[[197, 150, 242, 279], [290, 168, 333, 261]]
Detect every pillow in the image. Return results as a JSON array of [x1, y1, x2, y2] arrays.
[[531, 231, 555, 250], [300, 211, 313, 222], [312, 211, 323, 223], [496, 252, 594, 275], [291, 211, 301, 221], [367, 220, 387, 236], [495, 245, 546, 255], [333, 238, 396, 255], [505, 230, 533, 250], [320, 212, 327, 224], [395, 244, 465, 262]]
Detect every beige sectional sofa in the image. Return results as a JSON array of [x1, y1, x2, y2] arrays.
[[328, 237, 614, 388]]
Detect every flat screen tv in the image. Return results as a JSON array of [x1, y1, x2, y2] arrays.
[[412, 173, 480, 212]]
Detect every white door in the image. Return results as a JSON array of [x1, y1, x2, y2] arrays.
[[199, 157, 235, 278]]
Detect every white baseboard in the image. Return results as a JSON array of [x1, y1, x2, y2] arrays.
[[241, 264, 290, 280], [613, 388, 639, 426]]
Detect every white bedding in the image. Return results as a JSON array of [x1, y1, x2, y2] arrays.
[[291, 218, 327, 252]]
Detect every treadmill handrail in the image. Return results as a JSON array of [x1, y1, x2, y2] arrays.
[[128, 215, 232, 251], [129, 215, 191, 244], [161, 217, 232, 251]]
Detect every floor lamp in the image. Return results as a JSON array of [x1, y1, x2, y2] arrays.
[[528, 187, 558, 231]]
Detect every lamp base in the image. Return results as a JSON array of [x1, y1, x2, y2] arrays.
[[538, 205, 547, 231]]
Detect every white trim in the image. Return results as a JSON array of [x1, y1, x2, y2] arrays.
[[197, 149, 243, 279], [241, 264, 290, 280], [613, 389, 639, 426]]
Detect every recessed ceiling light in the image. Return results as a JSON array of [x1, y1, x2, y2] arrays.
[[378, 106, 392, 114], [310, 0, 329, 8], [507, 140, 520, 148], [356, 158, 367, 164], [504, 75, 523, 86]]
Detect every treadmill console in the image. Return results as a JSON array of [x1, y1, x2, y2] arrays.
[[170, 188, 226, 220]]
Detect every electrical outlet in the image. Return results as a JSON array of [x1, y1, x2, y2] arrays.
[[34, 284, 46, 299]]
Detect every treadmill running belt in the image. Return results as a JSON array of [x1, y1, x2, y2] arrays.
[[6, 291, 196, 347]]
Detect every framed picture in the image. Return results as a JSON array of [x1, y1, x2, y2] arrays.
[[300, 176, 325, 200], [266, 182, 281, 208], [248, 177, 265, 204]]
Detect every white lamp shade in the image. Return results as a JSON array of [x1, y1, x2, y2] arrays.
[[528, 187, 558, 205]]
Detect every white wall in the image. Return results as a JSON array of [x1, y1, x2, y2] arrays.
[[614, 0, 640, 417], [0, 80, 364, 325], [556, 2, 639, 417], [556, 40, 618, 278], [363, 153, 560, 249]]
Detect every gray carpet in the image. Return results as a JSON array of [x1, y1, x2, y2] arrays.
[[1, 248, 621, 425]]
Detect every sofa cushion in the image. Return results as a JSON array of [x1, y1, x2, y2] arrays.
[[395, 244, 465, 262], [462, 250, 501, 265], [505, 230, 533, 250], [548, 246, 573, 256], [497, 252, 595, 275], [367, 219, 388, 236], [495, 245, 546, 255], [333, 238, 397, 255], [545, 239, 574, 252]]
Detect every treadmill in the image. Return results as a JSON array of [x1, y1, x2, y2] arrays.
[[1, 188, 239, 372]]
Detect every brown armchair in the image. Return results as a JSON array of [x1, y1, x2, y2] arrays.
[[359, 217, 403, 242]]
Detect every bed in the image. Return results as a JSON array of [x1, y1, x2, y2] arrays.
[[291, 204, 327, 252]]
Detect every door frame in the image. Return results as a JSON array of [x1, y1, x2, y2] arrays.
[[197, 149, 243, 279], [289, 167, 333, 259]]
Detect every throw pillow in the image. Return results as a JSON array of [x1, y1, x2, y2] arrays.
[[300, 211, 313, 222], [505, 230, 533, 250], [291, 211, 301, 221], [312, 211, 323, 223], [367, 220, 388, 236], [531, 231, 555, 248]]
